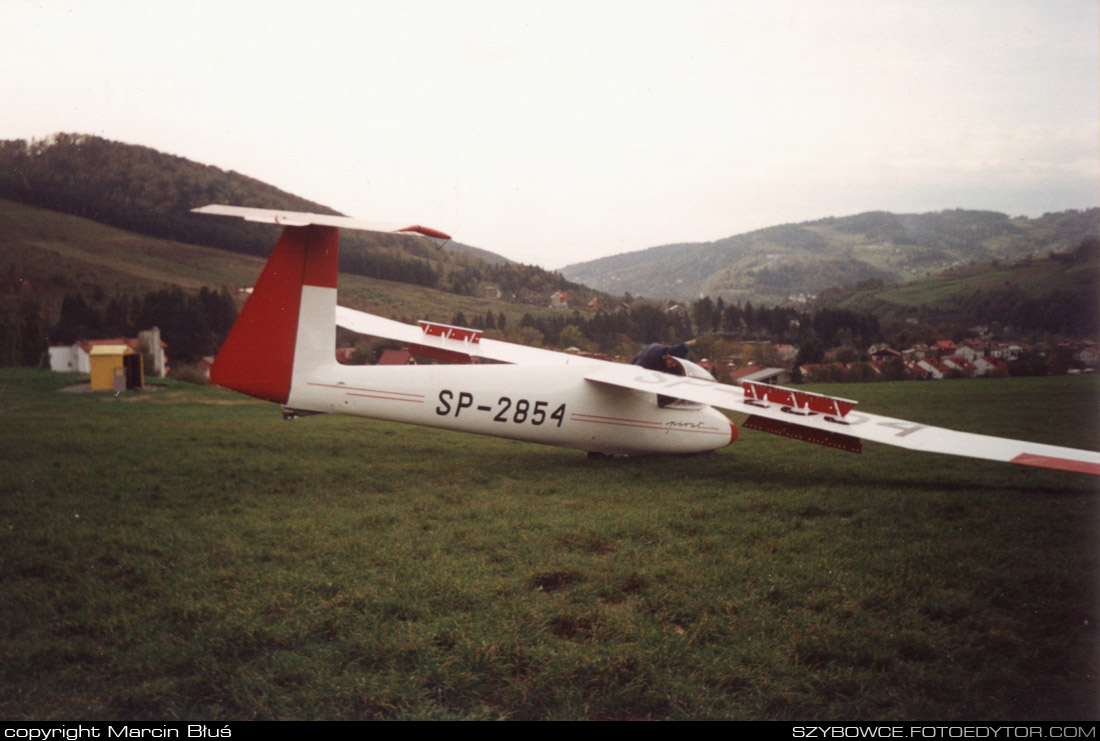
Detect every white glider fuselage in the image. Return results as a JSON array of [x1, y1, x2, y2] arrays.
[[290, 281, 733, 455], [205, 216, 734, 457], [290, 362, 735, 456]]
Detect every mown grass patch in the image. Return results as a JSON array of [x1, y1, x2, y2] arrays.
[[1, 370, 1097, 719]]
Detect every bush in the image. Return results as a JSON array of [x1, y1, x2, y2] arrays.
[[169, 364, 208, 385]]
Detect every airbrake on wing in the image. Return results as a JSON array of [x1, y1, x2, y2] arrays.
[[742, 380, 857, 418]]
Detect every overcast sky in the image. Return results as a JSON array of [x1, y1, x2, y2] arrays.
[[3, 0, 1097, 268]]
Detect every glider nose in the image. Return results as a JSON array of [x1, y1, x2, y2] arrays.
[[728, 421, 739, 446]]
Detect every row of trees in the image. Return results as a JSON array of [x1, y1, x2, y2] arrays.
[[0, 298, 48, 367], [52, 286, 237, 364], [339, 249, 442, 288], [447, 299, 881, 357]]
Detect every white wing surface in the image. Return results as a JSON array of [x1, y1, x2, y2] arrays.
[[191, 205, 452, 244], [335, 305, 600, 367], [584, 363, 1100, 475]]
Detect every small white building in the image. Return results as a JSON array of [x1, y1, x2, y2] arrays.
[[49, 328, 168, 378]]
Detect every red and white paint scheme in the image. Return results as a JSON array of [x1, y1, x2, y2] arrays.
[[196, 205, 1100, 475]]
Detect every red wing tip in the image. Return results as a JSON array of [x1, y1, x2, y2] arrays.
[[399, 225, 452, 241], [1011, 453, 1100, 476]]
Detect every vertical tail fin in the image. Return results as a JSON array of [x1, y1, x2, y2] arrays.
[[211, 225, 338, 403], [196, 204, 449, 404]]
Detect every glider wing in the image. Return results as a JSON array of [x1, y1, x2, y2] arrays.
[[584, 363, 1100, 475], [335, 306, 597, 366]]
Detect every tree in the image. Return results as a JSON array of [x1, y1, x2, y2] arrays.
[[691, 296, 716, 335], [558, 325, 586, 350], [752, 343, 781, 367], [881, 355, 905, 381], [793, 337, 825, 367]]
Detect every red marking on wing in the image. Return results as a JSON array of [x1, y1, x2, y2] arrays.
[[418, 321, 482, 343], [743, 381, 857, 417], [1011, 453, 1100, 476]]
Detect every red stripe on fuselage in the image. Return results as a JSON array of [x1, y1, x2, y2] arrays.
[[307, 382, 425, 399], [347, 393, 423, 403], [570, 412, 726, 435]]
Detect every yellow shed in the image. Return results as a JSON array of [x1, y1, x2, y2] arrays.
[[89, 345, 144, 392]]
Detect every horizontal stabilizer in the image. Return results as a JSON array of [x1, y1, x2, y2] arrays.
[[192, 205, 451, 245]]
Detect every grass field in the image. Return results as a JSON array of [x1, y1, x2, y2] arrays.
[[2, 369, 1097, 720]]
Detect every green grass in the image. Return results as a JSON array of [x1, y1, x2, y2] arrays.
[[1, 369, 1097, 720]]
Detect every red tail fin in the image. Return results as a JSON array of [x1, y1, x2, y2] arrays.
[[211, 225, 338, 403]]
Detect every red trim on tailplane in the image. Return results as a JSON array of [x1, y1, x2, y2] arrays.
[[210, 225, 338, 404], [399, 225, 451, 242]]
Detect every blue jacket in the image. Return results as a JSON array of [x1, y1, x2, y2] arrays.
[[630, 342, 689, 370]]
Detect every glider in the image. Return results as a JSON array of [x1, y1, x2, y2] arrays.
[[194, 205, 1100, 476]]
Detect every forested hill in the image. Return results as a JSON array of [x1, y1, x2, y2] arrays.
[[0, 134, 592, 303], [562, 208, 1100, 303], [817, 236, 1100, 338]]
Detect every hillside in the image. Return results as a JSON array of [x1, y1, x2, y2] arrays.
[[0, 133, 598, 305], [562, 208, 1100, 303], [817, 237, 1100, 338], [0, 199, 577, 335], [0, 199, 750, 364]]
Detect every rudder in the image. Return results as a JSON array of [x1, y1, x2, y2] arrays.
[[211, 225, 338, 403]]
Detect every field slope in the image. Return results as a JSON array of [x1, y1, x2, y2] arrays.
[[1, 370, 1097, 720], [0, 198, 564, 329]]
